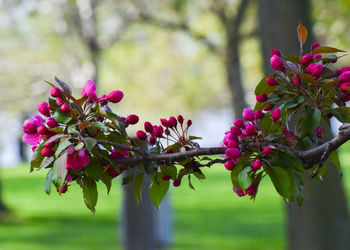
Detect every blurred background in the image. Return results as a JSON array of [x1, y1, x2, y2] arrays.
[[0, 0, 350, 249]]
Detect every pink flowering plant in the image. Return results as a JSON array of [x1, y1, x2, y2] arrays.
[[23, 24, 350, 212]]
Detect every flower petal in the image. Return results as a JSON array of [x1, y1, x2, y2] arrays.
[[22, 133, 42, 146]]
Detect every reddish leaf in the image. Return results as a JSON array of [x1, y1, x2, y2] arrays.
[[78, 121, 93, 130], [297, 22, 308, 46], [300, 73, 318, 87], [312, 46, 346, 54]]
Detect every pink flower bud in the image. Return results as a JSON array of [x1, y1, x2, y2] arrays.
[[173, 179, 181, 187], [227, 140, 239, 148], [144, 122, 153, 133], [148, 135, 156, 145], [187, 120, 192, 127], [255, 110, 264, 120], [311, 43, 320, 51], [301, 53, 313, 66], [245, 183, 258, 196], [162, 175, 171, 181], [23, 119, 39, 134], [252, 160, 262, 171], [307, 63, 323, 79], [126, 114, 139, 125], [314, 53, 322, 60], [177, 115, 184, 124], [31, 146, 37, 152], [339, 71, 350, 83], [256, 94, 268, 102], [41, 147, 54, 157], [266, 77, 278, 86], [110, 149, 124, 160], [168, 116, 177, 128], [341, 93, 350, 102], [165, 128, 170, 135], [107, 166, 120, 178], [263, 147, 273, 155], [232, 186, 245, 197], [270, 55, 284, 71], [38, 102, 51, 117], [46, 117, 58, 128], [60, 103, 70, 113], [224, 160, 236, 171], [98, 94, 108, 106], [271, 108, 281, 122], [270, 49, 281, 56], [153, 125, 163, 138], [293, 76, 301, 86], [234, 119, 244, 128], [245, 123, 257, 136], [44, 141, 56, 148], [37, 125, 48, 135], [56, 97, 64, 106], [316, 126, 323, 138], [50, 87, 62, 98], [263, 104, 274, 111], [225, 148, 241, 160], [337, 67, 350, 75], [136, 130, 147, 140], [340, 82, 350, 93], [242, 108, 255, 121], [160, 118, 168, 127], [107, 90, 124, 103], [57, 184, 68, 193], [230, 126, 241, 135]]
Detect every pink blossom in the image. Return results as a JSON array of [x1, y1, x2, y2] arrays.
[[255, 110, 264, 119], [270, 55, 284, 71], [225, 148, 241, 160], [242, 108, 255, 121], [234, 119, 244, 128], [270, 49, 281, 56], [41, 147, 54, 157], [301, 54, 313, 66], [81, 80, 98, 102], [50, 87, 62, 98], [144, 122, 153, 133], [245, 123, 257, 136], [245, 183, 258, 196], [232, 186, 246, 197], [98, 94, 108, 106], [256, 94, 268, 102], [266, 77, 278, 86], [136, 130, 147, 140], [38, 102, 51, 117], [126, 114, 139, 125], [187, 120, 192, 127], [153, 125, 164, 138], [177, 115, 184, 124], [314, 54, 322, 60], [60, 104, 70, 113], [46, 117, 58, 128], [339, 71, 350, 83], [293, 77, 301, 86], [107, 90, 124, 103], [230, 126, 241, 136], [224, 160, 236, 171], [340, 82, 350, 93], [311, 43, 320, 51], [252, 160, 262, 171], [307, 63, 323, 79], [263, 147, 273, 155], [168, 116, 177, 128], [271, 108, 281, 122], [66, 145, 90, 171], [22, 115, 44, 146]]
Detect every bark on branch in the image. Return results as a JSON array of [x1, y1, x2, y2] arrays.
[[101, 123, 350, 171]]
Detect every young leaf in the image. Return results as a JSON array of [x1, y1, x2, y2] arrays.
[[133, 173, 144, 203], [55, 76, 72, 95], [39, 156, 55, 170], [149, 174, 170, 209], [84, 158, 103, 182], [55, 139, 72, 158], [52, 111, 72, 124], [52, 150, 68, 188], [297, 22, 308, 48], [311, 46, 346, 54], [188, 175, 195, 190], [82, 177, 98, 214], [83, 137, 97, 151], [267, 166, 291, 198], [44, 168, 54, 195], [30, 143, 45, 172]]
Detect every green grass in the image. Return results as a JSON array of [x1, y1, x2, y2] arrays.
[[0, 143, 349, 250]]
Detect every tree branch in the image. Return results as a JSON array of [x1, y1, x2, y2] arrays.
[[109, 123, 350, 172]]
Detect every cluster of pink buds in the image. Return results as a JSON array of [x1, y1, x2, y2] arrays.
[[107, 149, 130, 178], [335, 68, 350, 102]]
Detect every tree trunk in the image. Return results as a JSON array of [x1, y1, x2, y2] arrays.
[[257, 1, 350, 249]]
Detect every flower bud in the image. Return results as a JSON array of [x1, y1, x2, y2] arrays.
[[227, 140, 239, 148], [98, 94, 108, 106], [245, 184, 258, 196], [60, 103, 70, 113], [37, 125, 48, 135], [46, 117, 58, 128], [160, 118, 168, 127], [225, 148, 241, 160], [263, 104, 274, 111], [256, 94, 268, 102], [263, 147, 273, 155], [270, 49, 281, 56], [339, 71, 350, 83], [126, 114, 139, 125], [177, 115, 184, 124], [153, 125, 163, 138], [187, 120, 192, 127], [314, 53, 322, 60], [337, 67, 350, 75], [23, 119, 39, 134], [252, 160, 262, 171], [270, 55, 284, 71], [234, 119, 244, 128], [266, 77, 278, 86], [255, 110, 264, 119], [301, 53, 313, 66], [38, 102, 51, 117], [293, 76, 301, 86], [41, 147, 54, 157], [242, 108, 255, 121], [162, 175, 171, 181], [245, 123, 257, 136], [136, 130, 147, 140], [271, 108, 281, 122], [57, 184, 68, 194], [173, 179, 181, 187], [107, 166, 120, 178], [230, 126, 241, 135], [341, 93, 350, 102], [144, 122, 153, 133], [232, 186, 245, 197], [50, 87, 62, 98], [224, 160, 236, 171], [340, 82, 350, 93], [316, 126, 323, 138], [311, 43, 320, 51], [44, 141, 56, 148], [168, 116, 177, 128], [165, 128, 170, 135], [148, 135, 156, 145], [31, 146, 37, 152], [307, 63, 323, 79], [107, 90, 124, 103], [56, 97, 64, 106], [110, 149, 124, 160]]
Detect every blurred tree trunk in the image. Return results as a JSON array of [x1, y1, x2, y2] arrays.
[[257, 1, 350, 249]]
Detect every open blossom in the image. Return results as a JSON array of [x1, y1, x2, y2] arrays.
[[66, 145, 90, 171], [22, 115, 43, 146], [81, 80, 98, 102]]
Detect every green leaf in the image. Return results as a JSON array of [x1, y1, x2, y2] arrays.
[[82, 178, 98, 214], [52, 111, 72, 124], [312, 46, 346, 54], [188, 175, 195, 190], [55, 138, 72, 158], [67, 124, 79, 134], [83, 137, 97, 151], [267, 167, 291, 198], [39, 156, 55, 170], [93, 122, 108, 133], [133, 173, 144, 203], [327, 150, 341, 170], [143, 160, 157, 175], [188, 136, 202, 140], [160, 165, 177, 177], [106, 111, 127, 139], [48, 98, 60, 110], [84, 158, 103, 182], [238, 167, 252, 189], [75, 142, 85, 150], [44, 168, 54, 195], [149, 174, 169, 209], [30, 143, 45, 172], [52, 150, 68, 188], [122, 175, 134, 185], [255, 75, 274, 95], [301, 108, 321, 136], [100, 171, 112, 194]]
